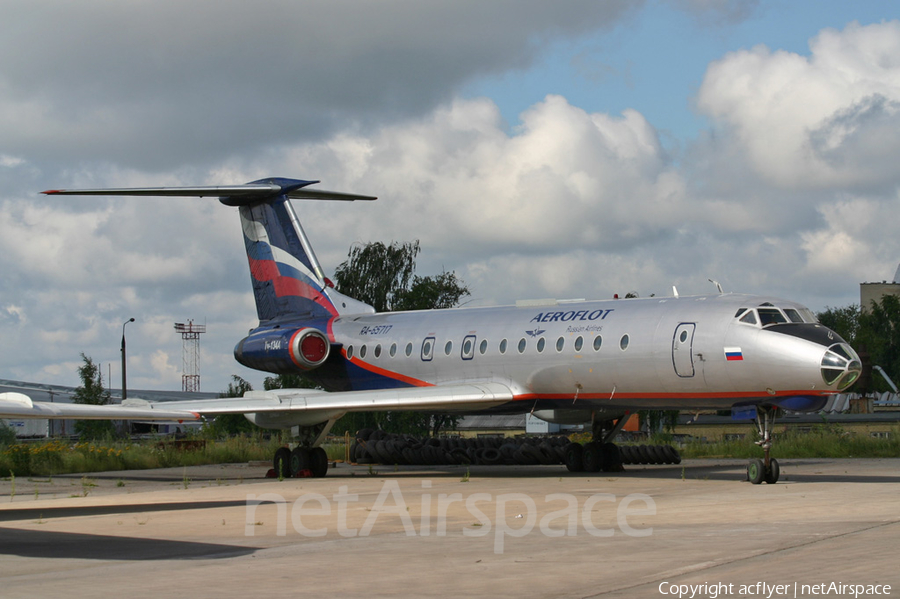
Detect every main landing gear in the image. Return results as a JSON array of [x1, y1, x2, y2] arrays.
[[747, 405, 780, 484], [565, 412, 627, 473], [273, 446, 329, 478], [271, 420, 334, 479]]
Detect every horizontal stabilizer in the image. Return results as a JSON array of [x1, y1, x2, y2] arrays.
[[42, 178, 377, 203]]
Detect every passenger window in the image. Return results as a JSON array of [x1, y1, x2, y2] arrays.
[[347, 345, 354, 359], [593, 336, 603, 351], [536, 338, 546, 352], [499, 339, 508, 354], [479, 339, 488, 354], [619, 335, 629, 351], [360, 345, 368, 359], [390, 343, 397, 357], [374, 344, 382, 358], [556, 337, 565, 352], [518, 338, 527, 353], [405, 342, 413, 357], [574, 336, 584, 352], [444, 340, 453, 356]]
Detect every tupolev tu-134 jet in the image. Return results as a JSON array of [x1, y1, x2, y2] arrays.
[[0, 177, 862, 483]]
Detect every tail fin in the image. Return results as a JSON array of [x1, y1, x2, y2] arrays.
[[43, 177, 377, 323]]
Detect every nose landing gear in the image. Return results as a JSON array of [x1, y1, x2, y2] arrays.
[[748, 405, 780, 484]]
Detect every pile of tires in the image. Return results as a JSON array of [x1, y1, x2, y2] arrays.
[[349, 429, 572, 467], [617, 444, 681, 465]]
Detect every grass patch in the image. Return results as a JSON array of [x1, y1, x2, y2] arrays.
[[679, 425, 900, 459], [0, 434, 353, 477]]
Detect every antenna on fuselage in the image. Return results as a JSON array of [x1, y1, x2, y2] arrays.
[[672, 286, 679, 298], [708, 279, 724, 294]]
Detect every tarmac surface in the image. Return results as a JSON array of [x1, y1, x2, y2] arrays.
[[0, 458, 898, 598]]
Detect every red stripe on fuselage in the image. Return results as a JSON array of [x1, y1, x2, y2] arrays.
[[343, 351, 433, 388], [508, 389, 832, 401]]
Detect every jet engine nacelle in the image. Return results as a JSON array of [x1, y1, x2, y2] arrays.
[[234, 326, 331, 374]]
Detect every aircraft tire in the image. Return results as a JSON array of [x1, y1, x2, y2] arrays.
[[764, 458, 780, 484], [520, 443, 546, 465], [450, 448, 472, 465], [481, 448, 502, 465], [601, 443, 623, 472], [663, 445, 681, 464], [273, 447, 291, 479], [636, 445, 654, 464], [512, 446, 534, 465], [564, 443, 584, 472], [582, 442, 603, 472], [747, 458, 765, 484], [309, 447, 328, 478], [290, 447, 310, 476]]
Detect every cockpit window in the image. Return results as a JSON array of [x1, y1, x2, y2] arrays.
[[739, 310, 757, 325], [758, 308, 787, 326], [783, 308, 804, 323]]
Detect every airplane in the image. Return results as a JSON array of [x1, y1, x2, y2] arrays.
[[0, 177, 862, 483]]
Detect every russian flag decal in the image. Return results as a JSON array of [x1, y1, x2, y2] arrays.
[[724, 347, 743, 361]]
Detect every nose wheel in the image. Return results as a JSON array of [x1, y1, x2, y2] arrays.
[[748, 405, 780, 484]]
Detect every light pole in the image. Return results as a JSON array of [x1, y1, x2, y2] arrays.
[[121, 318, 135, 400]]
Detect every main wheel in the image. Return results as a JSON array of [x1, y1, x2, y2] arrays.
[[273, 447, 291, 479], [600, 443, 623, 472], [290, 447, 310, 476], [309, 447, 329, 478], [564, 443, 584, 472], [747, 458, 765, 484], [764, 458, 780, 484], [582, 442, 603, 472]]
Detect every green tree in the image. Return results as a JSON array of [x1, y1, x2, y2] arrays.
[[333, 240, 469, 312], [817, 304, 862, 347], [331, 240, 470, 436], [72, 353, 116, 440]]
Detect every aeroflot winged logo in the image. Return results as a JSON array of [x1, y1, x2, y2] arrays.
[[530, 309, 614, 323]]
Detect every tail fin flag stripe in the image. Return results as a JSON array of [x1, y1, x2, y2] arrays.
[[240, 199, 338, 322]]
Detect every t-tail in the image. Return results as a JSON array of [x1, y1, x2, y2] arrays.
[[43, 177, 377, 377], [223, 178, 376, 324]]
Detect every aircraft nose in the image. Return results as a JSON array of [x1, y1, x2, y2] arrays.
[[820, 342, 862, 391]]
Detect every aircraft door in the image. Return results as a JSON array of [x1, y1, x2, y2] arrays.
[[672, 323, 695, 377]]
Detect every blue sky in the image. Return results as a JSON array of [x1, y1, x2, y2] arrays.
[[467, 0, 900, 147], [2, 1, 900, 391]]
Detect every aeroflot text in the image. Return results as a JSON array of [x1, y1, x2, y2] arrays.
[[245, 481, 655, 554], [530, 309, 614, 323]]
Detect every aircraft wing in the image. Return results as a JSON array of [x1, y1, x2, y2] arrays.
[[0, 393, 199, 421], [0, 382, 513, 422], [158, 382, 514, 415]]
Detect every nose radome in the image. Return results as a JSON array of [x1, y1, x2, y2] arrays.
[[821, 343, 862, 391]]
